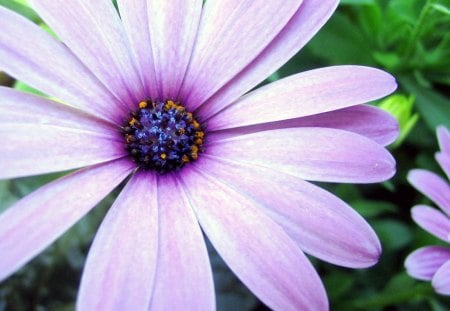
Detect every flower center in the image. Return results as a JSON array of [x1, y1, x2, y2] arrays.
[[121, 99, 205, 174]]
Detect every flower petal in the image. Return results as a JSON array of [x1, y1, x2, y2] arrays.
[[436, 153, 450, 180], [408, 169, 450, 216], [77, 172, 158, 311], [0, 87, 116, 133], [0, 6, 123, 123], [181, 166, 328, 311], [210, 104, 398, 146], [148, 174, 215, 310], [0, 89, 126, 179], [0, 159, 134, 282], [412, 205, 450, 242], [405, 246, 450, 281], [197, 155, 381, 268], [29, 0, 145, 106], [207, 66, 396, 131], [147, 0, 202, 99], [179, 0, 303, 108], [432, 260, 450, 295], [208, 127, 396, 183], [117, 0, 157, 98], [197, 0, 339, 119]]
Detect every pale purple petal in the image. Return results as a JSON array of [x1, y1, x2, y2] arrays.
[[437, 126, 450, 156], [432, 260, 450, 295], [77, 172, 158, 311], [206, 66, 397, 131], [405, 246, 450, 281], [117, 0, 158, 98], [436, 153, 450, 180], [147, 0, 202, 99], [198, 155, 381, 268], [208, 127, 396, 183], [197, 0, 339, 119], [210, 104, 399, 146], [0, 6, 124, 123], [149, 174, 215, 310], [29, 0, 145, 106], [181, 167, 328, 311], [0, 159, 134, 281], [408, 169, 450, 215], [179, 0, 303, 109], [412, 205, 450, 242], [0, 87, 116, 133], [0, 89, 126, 178]]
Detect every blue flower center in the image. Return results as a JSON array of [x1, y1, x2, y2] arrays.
[[122, 100, 205, 174]]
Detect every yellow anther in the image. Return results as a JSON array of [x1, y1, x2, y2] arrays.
[[195, 138, 203, 145], [129, 118, 138, 126], [160, 153, 167, 159], [195, 131, 204, 139], [191, 152, 198, 160], [193, 120, 200, 129], [182, 155, 190, 163], [191, 145, 199, 153], [139, 101, 148, 109]]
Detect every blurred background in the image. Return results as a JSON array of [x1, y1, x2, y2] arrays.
[[0, 0, 449, 310]]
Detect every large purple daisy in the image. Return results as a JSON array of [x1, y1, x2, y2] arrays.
[[0, 1, 398, 309], [405, 126, 450, 295]]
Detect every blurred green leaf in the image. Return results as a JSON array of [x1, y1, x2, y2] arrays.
[[400, 76, 450, 130], [373, 220, 413, 250], [352, 199, 398, 218], [0, 0, 40, 21]]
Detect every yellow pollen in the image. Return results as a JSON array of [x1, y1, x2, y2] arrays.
[[160, 153, 167, 159], [191, 152, 199, 160], [195, 132, 204, 139], [193, 120, 200, 129], [139, 101, 148, 109], [195, 138, 203, 145], [129, 118, 138, 126], [182, 155, 190, 163]]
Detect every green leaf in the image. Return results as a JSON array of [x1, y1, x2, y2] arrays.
[[351, 199, 398, 218], [372, 220, 413, 251], [400, 76, 450, 130], [0, 0, 40, 22]]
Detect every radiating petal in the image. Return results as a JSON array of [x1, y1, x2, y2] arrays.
[[117, 0, 157, 98], [408, 169, 450, 215], [0, 87, 116, 133], [412, 205, 450, 242], [0, 6, 124, 123], [437, 126, 450, 155], [0, 159, 134, 281], [181, 167, 328, 311], [436, 153, 450, 180], [0, 90, 126, 179], [179, 0, 303, 109], [405, 246, 450, 281], [198, 155, 381, 268], [29, 0, 145, 106], [197, 0, 339, 119], [206, 66, 396, 131], [147, 0, 202, 99], [77, 172, 158, 311], [210, 104, 398, 146], [208, 127, 395, 183], [149, 174, 215, 310], [432, 260, 450, 295]]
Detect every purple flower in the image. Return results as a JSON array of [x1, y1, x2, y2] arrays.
[[0, 1, 398, 310], [405, 126, 450, 295]]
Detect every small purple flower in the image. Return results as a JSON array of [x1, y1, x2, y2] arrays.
[[405, 126, 450, 295], [0, 1, 398, 310]]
